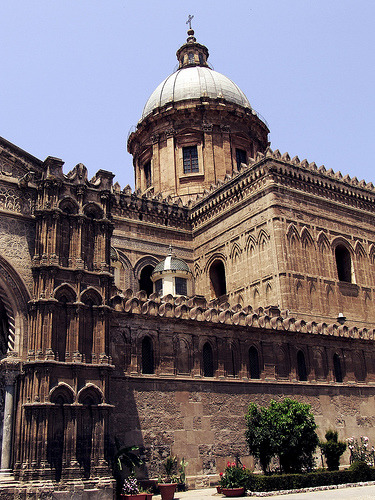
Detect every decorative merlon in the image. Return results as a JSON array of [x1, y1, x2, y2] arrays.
[[110, 290, 374, 341]]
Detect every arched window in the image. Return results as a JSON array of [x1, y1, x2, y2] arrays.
[[209, 260, 227, 298], [249, 346, 260, 379], [139, 265, 154, 296], [333, 353, 343, 382], [335, 245, 352, 283], [297, 350, 307, 381], [203, 342, 214, 377], [142, 336, 154, 374]]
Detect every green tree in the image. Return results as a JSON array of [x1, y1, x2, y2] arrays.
[[245, 398, 319, 473], [245, 403, 276, 473]]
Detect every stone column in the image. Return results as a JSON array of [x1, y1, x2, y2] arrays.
[[0, 367, 19, 476]]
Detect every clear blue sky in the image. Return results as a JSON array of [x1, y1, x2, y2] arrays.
[[1, 1, 374, 190]]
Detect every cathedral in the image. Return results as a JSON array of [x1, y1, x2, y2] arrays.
[[0, 26, 375, 498]]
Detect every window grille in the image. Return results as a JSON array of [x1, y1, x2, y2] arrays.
[[175, 277, 187, 296]]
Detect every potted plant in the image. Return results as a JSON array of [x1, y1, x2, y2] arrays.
[[219, 462, 248, 497], [158, 455, 178, 500], [120, 476, 146, 500]]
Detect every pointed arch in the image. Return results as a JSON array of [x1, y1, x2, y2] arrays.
[[194, 262, 201, 278], [77, 384, 104, 405], [354, 241, 366, 259], [229, 241, 242, 261], [317, 231, 330, 252], [54, 284, 77, 303], [245, 234, 257, 253], [59, 197, 79, 215], [300, 227, 314, 248], [80, 287, 102, 306], [82, 202, 103, 220], [369, 243, 375, 264], [257, 229, 270, 247], [286, 223, 300, 242], [49, 383, 75, 405]]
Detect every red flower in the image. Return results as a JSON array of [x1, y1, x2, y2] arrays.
[[227, 461, 231, 467], [232, 462, 236, 467], [219, 472, 223, 476]]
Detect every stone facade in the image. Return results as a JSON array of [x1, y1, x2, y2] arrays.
[[0, 28, 375, 497]]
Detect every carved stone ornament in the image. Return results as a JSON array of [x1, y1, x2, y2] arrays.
[[202, 123, 213, 132]]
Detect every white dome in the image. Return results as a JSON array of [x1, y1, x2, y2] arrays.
[[141, 66, 251, 120]]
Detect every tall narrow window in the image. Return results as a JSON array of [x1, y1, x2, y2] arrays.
[[333, 353, 343, 382], [142, 336, 154, 374], [155, 279, 163, 295], [297, 350, 307, 381], [203, 342, 214, 377], [183, 146, 199, 174], [209, 260, 227, 298], [235, 148, 247, 169], [188, 52, 194, 64], [335, 245, 352, 283], [139, 265, 154, 296], [144, 161, 151, 188], [249, 346, 260, 379]]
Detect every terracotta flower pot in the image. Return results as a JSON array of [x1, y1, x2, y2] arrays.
[[144, 495, 153, 500], [158, 483, 177, 500], [221, 487, 245, 497], [217, 485, 222, 493]]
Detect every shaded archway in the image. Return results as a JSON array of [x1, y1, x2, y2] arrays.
[[209, 260, 227, 298]]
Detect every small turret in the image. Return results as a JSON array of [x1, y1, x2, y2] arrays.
[[151, 246, 193, 297]]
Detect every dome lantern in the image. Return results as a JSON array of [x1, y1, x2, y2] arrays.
[[176, 28, 209, 69]]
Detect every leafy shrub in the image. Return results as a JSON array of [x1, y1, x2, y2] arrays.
[[320, 430, 346, 471], [245, 467, 375, 492], [349, 460, 373, 481]]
